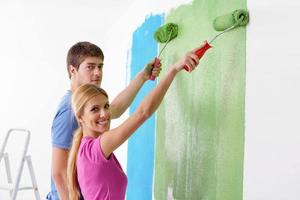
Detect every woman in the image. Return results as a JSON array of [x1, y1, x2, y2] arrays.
[[67, 51, 200, 200]]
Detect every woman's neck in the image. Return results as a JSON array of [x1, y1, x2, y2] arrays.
[[82, 127, 102, 138]]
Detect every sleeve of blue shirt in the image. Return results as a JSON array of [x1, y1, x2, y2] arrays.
[[51, 108, 78, 150]]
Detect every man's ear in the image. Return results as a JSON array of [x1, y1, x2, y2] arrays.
[[69, 65, 77, 76]]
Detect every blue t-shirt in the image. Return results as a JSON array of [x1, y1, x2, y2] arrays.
[[47, 90, 78, 200]]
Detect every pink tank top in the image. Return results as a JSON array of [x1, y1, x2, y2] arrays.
[[77, 136, 127, 200]]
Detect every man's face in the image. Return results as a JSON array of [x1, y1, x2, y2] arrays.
[[72, 56, 103, 87]]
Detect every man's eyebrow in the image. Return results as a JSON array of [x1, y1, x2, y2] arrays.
[[86, 62, 97, 65]]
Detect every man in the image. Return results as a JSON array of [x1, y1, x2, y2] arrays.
[[47, 41, 160, 199]]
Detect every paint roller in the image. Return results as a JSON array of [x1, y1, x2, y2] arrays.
[[150, 9, 249, 80], [149, 23, 178, 80], [182, 9, 249, 71]]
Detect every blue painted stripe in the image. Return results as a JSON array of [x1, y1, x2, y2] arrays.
[[126, 15, 163, 200]]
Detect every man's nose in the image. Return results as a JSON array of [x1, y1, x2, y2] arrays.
[[94, 68, 101, 76]]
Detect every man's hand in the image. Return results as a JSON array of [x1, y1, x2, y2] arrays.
[[142, 59, 162, 80]]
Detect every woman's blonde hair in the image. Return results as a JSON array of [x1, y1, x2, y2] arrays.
[[67, 84, 108, 200]]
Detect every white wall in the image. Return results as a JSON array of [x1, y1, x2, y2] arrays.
[[244, 0, 300, 199], [1, 0, 300, 200]]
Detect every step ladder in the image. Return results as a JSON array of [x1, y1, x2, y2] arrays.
[[0, 128, 41, 200]]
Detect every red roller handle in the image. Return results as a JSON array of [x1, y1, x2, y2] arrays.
[[149, 57, 161, 80], [183, 40, 212, 72]]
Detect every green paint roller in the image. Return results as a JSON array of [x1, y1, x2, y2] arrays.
[[150, 9, 249, 77], [150, 23, 178, 80], [213, 9, 249, 32], [182, 9, 249, 71]]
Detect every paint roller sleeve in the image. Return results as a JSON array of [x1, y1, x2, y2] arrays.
[[154, 23, 178, 43], [213, 9, 249, 31]]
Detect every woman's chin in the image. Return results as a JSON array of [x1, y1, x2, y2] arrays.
[[96, 125, 110, 133]]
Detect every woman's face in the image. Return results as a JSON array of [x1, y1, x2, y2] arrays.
[[80, 94, 111, 136]]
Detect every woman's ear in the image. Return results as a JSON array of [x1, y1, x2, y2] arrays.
[[78, 116, 84, 125]]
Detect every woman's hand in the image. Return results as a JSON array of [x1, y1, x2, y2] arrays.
[[173, 49, 200, 72]]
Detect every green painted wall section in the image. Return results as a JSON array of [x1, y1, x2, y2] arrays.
[[154, 0, 247, 199]]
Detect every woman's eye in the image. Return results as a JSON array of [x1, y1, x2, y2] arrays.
[[104, 104, 110, 109], [91, 107, 98, 112]]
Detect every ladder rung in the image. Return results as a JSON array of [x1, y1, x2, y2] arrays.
[[18, 186, 38, 190], [0, 184, 38, 191]]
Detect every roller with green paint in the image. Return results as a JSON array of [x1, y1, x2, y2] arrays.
[[182, 9, 249, 71], [150, 23, 178, 80], [150, 9, 249, 77], [213, 9, 249, 32]]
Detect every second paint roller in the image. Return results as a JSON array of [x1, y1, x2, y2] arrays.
[[150, 9, 249, 79], [183, 9, 249, 71]]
